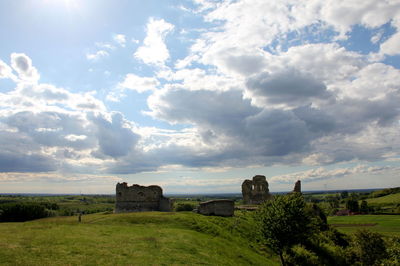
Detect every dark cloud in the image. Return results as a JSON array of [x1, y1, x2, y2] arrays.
[[0, 152, 56, 172], [90, 112, 140, 158], [244, 109, 311, 156], [5, 111, 93, 149], [0, 131, 56, 172], [246, 69, 332, 107]]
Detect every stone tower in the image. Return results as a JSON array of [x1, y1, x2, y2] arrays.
[[241, 175, 272, 204]]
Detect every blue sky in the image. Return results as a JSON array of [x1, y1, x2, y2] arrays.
[[0, 0, 400, 194]]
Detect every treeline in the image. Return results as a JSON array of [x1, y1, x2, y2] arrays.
[[305, 188, 400, 215], [370, 187, 400, 198], [0, 202, 59, 222]]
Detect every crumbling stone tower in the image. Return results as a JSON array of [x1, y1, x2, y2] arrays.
[[241, 175, 272, 204]]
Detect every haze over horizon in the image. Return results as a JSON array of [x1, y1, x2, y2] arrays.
[[0, 0, 400, 194]]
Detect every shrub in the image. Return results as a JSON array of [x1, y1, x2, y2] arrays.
[[285, 245, 320, 266], [350, 229, 387, 266], [0, 202, 48, 222], [175, 203, 196, 212]]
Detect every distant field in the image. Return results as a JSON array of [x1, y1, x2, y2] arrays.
[[328, 215, 400, 236], [366, 192, 400, 204], [0, 212, 278, 265]]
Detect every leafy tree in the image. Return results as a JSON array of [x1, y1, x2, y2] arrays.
[[256, 193, 314, 266], [383, 237, 400, 265], [360, 200, 369, 214], [346, 199, 359, 212], [340, 191, 349, 199], [350, 230, 387, 266]]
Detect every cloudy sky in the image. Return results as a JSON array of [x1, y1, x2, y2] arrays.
[[0, 0, 400, 194]]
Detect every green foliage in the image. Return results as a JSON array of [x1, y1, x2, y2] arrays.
[[349, 229, 387, 266], [360, 200, 369, 214], [370, 187, 400, 199], [256, 193, 315, 265], [346, 199, 359, 212], [382, 237, 400, 265], [306, 203, 329, 231], [174, 202, 196, 212], [285, 245, 320, 266], [341, 191, 349, 199], [0, 202, 48, 222]]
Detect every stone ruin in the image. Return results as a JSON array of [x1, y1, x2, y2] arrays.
[[293, 180, 301, 193], [115, 182, 172, 213], [197, 199, 234, 217], [242, 175, 272, 204]]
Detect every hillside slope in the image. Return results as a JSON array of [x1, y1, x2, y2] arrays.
[[366, 192, 400, 204], [0, 211, 278, 265]]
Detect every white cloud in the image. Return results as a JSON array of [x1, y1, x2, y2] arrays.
[[269, 165, 397, 183], [86, 50, 109, 61], [113, 34, 126, 47], [0, 60, 15, 80], [118, 73, 159, 93], [380, 31, 400, 56], [10, 53, 40, 82], [134, 18, 174, 66]]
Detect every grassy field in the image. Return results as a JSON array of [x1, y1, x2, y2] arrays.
[[0, 211, 278, 265], [366, 192, 400, 204], [328, 215, 400, 236]]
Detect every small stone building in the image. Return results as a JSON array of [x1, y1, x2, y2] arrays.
[[115, 182, 172, 213], [197, 199, 234, 217]]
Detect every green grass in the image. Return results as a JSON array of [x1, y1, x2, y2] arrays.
[[328, 215, 400, 236], [366, 192, 400, 204], [0, 211, 278, 265]]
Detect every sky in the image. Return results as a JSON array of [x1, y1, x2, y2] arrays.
[[0, 0, 400, 194]]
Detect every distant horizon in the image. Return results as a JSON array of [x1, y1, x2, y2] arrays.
[[0, 187, 389, 197]]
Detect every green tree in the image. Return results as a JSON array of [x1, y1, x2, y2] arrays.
[[360, 200, 369, 214], [340, 191, 349, 199], [351, 230, 387, 266], [256, 193, 314, 266], [346, 199, 359, 212]]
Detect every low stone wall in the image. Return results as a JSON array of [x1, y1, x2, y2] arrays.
[[197, 199, 234, 217]]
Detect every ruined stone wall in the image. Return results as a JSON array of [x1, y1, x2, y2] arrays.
[[115, 182, 172, 213], [197, 199, 234, 217], [242, 175, 272, 204], [293, 180, 301, 193]]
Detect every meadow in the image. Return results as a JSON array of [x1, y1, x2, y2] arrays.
[[328, 215, 400, 236], [0, 211, 279, 265]]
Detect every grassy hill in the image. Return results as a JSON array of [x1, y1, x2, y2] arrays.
[[366, 192, 400, 205], [0, 211, 278, 265]]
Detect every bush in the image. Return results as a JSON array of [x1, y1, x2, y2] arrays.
[[349, 230, 387, 266], [382, 237, 400, 265], [175, 203, 196, 212], [0, 202, 48, 222], [285, 245, 320, 266]]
